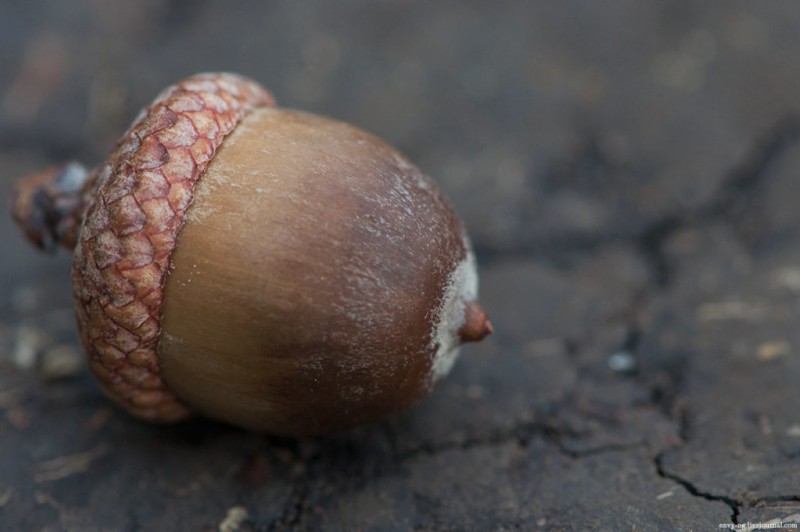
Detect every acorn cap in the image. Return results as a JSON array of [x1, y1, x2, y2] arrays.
[[72, 73, 273, 421]]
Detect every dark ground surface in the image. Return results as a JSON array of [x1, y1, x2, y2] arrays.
[[2, 1, 800, 530]]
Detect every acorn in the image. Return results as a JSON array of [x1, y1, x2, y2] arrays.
[[11, 73, 492, 435]]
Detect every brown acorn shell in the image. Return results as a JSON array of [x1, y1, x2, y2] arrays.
[[156, 107, 469, 435], [71, 73, 273, 420]]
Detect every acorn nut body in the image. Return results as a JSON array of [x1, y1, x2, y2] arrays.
[[12, 73, 492, 435]]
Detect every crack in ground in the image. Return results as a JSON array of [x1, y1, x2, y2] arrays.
[[635, 114, 800, 288], [752, 495, 800, 506], [393, 413, 647, 464], [556, 441, 646, 459], [617, 316, 689, 421], [702, 115, 800, 223], [394, 417, 577, 463], [602, 117, 800, 524], [642, 117, 800, 524], [475, 114, 800, 289], [272, 482, 311, 532], [259, 116, 800, 528], [655, 451, 741, 524], [266, 442, 320, 532]]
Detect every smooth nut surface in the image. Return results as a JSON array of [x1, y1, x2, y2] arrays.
[[158, 107, 470, 435]]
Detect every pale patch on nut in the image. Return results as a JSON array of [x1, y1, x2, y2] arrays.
[[429, 239, 479, 381]]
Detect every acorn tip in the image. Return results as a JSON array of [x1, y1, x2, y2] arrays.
[[458, 301, 492, 344]]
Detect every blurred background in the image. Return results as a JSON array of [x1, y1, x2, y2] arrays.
[[5, 1, 800, 256], [3, 1, 800, 529]]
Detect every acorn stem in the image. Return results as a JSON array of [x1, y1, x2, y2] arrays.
[[458, 300, 493, 343], [11, 162, 90, 251]]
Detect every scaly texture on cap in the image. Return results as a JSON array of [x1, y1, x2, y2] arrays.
[[71, 73, 274, 420]]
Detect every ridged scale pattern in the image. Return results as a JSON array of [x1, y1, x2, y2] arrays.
[[71, 73, 274, 420]]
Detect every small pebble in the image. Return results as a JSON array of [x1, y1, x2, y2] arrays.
[[12, 326, 50, 370], [40, 344, 83, 380], [608, 351, 637, 374], [756, 341, 790, 361], [786, 424, 800, 438], [466, 384, 485, 399], [218, 506, 249, 532], [0, 489, 12, 507]]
